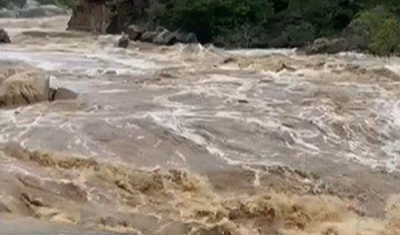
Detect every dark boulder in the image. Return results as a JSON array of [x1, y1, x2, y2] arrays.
[[0, 28, 11, 43], [117, 34, 130, 48], [50, 87, 78, 101], [139, 28, 198, 45], [125, 25, 145, 41]]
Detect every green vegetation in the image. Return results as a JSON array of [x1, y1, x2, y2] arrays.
[[348, 6, 400, 55], [147, 0, 400, 55]]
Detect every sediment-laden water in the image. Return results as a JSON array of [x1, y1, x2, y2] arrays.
[[0, 16, 399, 235]]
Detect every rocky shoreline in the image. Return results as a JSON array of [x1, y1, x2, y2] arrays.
[[64, 0, 400, 56]]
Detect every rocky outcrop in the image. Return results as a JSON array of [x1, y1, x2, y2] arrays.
[[299, 37, 349, 55], [124, 25, 198, 45], [68, 0, 197, 46], [0, 28, 11, 43], [67, 0, 147, 34]]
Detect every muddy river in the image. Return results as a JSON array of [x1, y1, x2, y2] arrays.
[[0, 16, 399, 235]]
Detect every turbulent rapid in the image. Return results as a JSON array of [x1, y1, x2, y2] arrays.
[[0, 16, 399, 235]]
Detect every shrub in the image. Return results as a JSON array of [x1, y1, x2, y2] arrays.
[[348, 6, 400, 55], [285, 21, 316, 47], [369, 16, 400, 55]]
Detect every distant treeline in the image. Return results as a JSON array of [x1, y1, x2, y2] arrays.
[[147, 0, 400, 55]]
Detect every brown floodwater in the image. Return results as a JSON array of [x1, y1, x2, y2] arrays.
[[0, 16, 399, 235]]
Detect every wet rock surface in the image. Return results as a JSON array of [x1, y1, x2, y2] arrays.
[[116, 34, 129, 48], [0, 28, 11, 43], [299, 37, 349, 55], [0, 71, 51, 107], [0, 68, 77, 108]]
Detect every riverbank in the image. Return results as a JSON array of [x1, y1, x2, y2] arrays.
[[66, 0, 400, 56]]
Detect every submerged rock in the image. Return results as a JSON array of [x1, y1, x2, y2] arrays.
[[0, 71, 77, 108], [0, 28, 11, 43]]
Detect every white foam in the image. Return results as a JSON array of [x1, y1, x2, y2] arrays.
[[226, 48, 297, 57], [98, 89, 129, 94]]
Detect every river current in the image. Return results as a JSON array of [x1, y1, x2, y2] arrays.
[[1, 16, 399, 235]]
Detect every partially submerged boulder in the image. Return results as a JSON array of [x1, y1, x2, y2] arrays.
[[125, 24, 198, 45], [0, 71, 51, 108], [125, 25, 144, 41], [299, 37, 348, 55], [50, 87, 78, 101], [0, 71, 78, 108], [0, 28, 11, 43], [117, 33, 129, 48]]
